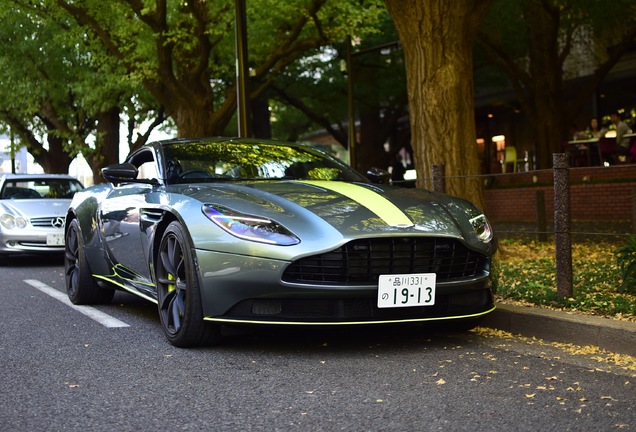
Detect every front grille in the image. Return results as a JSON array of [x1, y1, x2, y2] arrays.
[[283, 237, 486, 285], [30, 217, 65, 228]]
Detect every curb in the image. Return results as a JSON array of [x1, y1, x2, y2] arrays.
[[481, 303, 636, 357]]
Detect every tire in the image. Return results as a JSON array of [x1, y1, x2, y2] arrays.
[[156, 221, 220, 347], [64, 219, 115, 304]]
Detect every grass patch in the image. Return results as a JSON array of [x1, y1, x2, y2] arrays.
[[495, 239, 636, 321]]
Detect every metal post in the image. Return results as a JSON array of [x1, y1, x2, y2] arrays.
[[235, 0, 251, 138], [345, 35, 356, 169], [432, 164, 446, 193], [10, 128, 15, 174], [553, 153, 572, 298]]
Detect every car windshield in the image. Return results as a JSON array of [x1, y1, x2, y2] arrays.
[[161, 140, 366, 184], [1, 178, 84, 199]]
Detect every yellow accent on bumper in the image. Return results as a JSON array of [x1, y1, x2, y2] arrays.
[[203, 306, 495, 326]]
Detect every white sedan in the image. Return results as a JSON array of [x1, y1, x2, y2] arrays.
[[0, 173, 83, 258]]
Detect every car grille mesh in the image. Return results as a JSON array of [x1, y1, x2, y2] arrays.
[[282, 237, 486, 285]]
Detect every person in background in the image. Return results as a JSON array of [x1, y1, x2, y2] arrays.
[[389, 153, 406, 184], [610, 111, 633, 161], [586, 117, 606, 138]]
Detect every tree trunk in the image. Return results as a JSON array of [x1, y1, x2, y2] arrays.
[[384, 0, 492, 210], [91, 107, 121, 184], [358, 107, 390, 173], [80, 108, 121, 184], [168, 99, 229, 138], [33, 135, 73, 174], [523, 0, 566, 169], [252, 97, 272, 139]]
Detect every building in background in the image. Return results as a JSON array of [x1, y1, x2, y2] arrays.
[[0, 134, 30, 174]]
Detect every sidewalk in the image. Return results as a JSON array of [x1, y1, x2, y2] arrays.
[[482, 303, 636, 357]]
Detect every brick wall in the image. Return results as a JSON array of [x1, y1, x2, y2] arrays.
[[483, 165, 636, 223]]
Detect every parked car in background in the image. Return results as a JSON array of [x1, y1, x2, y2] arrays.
[[65, 137, 497, 347], [0, 174, 84, 260]]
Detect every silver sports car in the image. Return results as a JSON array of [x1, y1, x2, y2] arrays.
[[0, 174, 83, 259], [65, 137, 497, 347]]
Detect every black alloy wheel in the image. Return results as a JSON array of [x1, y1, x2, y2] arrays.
[[156, 221, 220, 347], [65, 218, 114, 304]]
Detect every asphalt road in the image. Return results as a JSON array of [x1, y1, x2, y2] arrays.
[[1, 254, 634, 432]]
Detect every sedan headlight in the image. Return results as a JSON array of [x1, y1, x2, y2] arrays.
[[0, 214, 28, 229], [469, 214, 493, 243], [202, 204, 300, 246]]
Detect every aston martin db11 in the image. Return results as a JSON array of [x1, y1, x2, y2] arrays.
[[64, 137, 496, 347]]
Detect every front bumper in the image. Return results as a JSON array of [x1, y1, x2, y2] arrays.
[[195, 249, 494, 326], [0, 228, 65, 254]]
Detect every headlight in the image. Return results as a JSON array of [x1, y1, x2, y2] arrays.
[[202, 204, 300, 246], [469, 214, 493, 243], [0, 214, 27, 229]]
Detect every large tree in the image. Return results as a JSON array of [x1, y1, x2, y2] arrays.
[[477, 0, 636, 169], [54, 0, 386, 139], [384, 0, 493, 208], [0, 1, 166, 180]]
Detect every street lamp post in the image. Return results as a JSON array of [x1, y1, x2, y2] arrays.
[[345, 36, 357, 169]]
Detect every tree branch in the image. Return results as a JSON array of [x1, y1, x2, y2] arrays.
[[270, 85, 347, 146]]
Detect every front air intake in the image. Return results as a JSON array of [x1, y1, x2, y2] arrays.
[[282, 237, 485, 285]]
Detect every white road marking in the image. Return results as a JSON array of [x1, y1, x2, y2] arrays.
[[24, 279, 130, 328]]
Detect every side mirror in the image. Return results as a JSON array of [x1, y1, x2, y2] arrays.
[[101, 163, 139, 185], [366, 167, 391, 184]]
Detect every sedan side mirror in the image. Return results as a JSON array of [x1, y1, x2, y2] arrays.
[[366, 167, 391, 184]]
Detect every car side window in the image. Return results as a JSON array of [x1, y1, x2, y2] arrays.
[[137, 161, 158, 180], [128, 150, 158, 181]]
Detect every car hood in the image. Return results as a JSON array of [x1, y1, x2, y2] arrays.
[[0, 199, 71, 218], [174, 181, 489, 253]]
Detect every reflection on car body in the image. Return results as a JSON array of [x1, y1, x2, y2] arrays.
[[0, 174, 83, 258], [64, 137, 497, 347]]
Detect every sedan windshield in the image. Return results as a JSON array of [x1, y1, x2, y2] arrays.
[[161, 140, 366, 184], [1, 178, 84, 199]]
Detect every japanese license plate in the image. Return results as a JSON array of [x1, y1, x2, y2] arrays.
[[46, 233, 65, 246], [377, 273, 436, 308]]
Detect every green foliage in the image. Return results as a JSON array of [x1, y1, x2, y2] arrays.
[[497, 240, 636, 319], [0, 0, 388, 166], [616, 236, 636, 294]]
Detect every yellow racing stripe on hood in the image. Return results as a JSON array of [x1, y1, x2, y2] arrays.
[[299, 180, 412, 226]]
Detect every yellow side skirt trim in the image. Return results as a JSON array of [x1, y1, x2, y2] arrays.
[[93, 274, 158, 304], [203, 306, 495, 326]]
